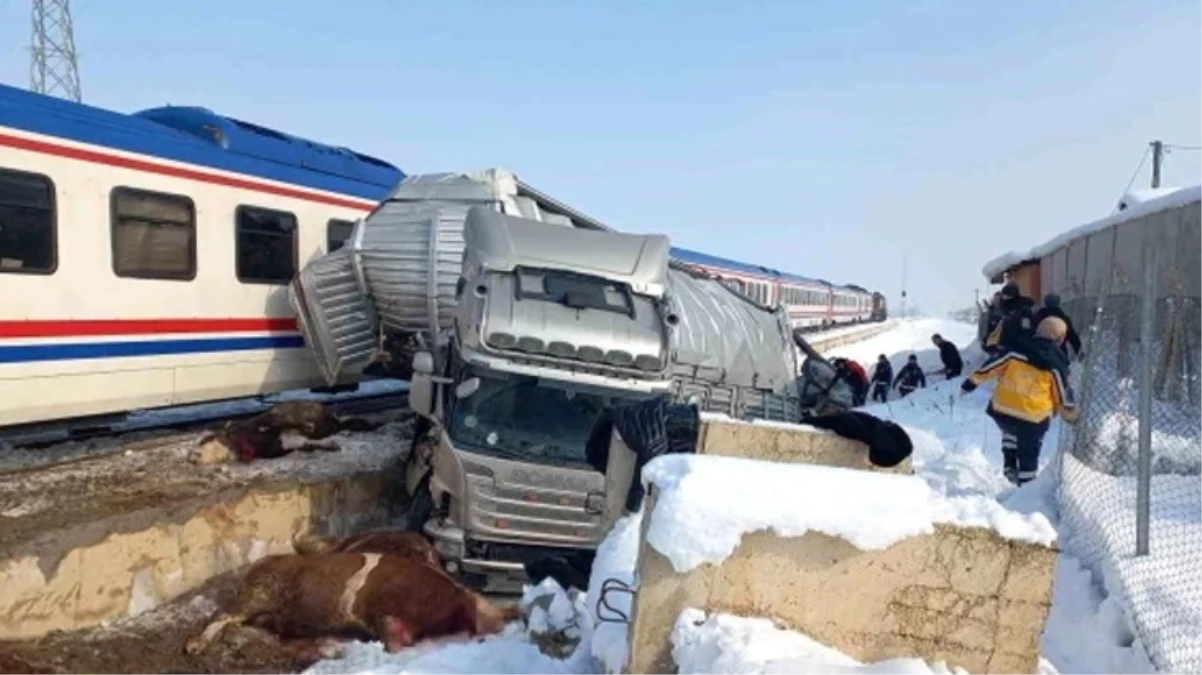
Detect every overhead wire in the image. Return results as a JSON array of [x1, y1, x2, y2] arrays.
[[1112, 146, 1152, 213]]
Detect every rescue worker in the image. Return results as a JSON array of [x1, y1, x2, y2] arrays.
[[892, 354, 926, 398], [982, 293, 1005, 355], [960, 316, 1078, 486], [1032, 293, 1081, 360], [931, 334, 963, 378], [870, 354, 893, 403], [833, 358, 869, 407], [985, 283, 1036, 354]]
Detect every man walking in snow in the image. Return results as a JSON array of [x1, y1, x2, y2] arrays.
[[892, 354, 926, 398], [960, 316, 1078, 486], [869, 354, 893, 403], [931, 334, 963, 378], [1033, 293, 1081, 360]]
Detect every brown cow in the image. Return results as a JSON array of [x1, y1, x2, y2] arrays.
[[194, 401, 383, 464], [293, 530, 441, 569], [184, 552, 520, 656]]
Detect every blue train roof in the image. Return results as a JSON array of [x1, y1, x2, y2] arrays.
[[670, 246, 830, 288], [0, 83, 403, 201]]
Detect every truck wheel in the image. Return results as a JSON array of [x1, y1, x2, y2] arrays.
[[404, 474, 433, 532]]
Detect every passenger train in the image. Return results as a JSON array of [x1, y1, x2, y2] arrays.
[[0, 83, 885, 428]]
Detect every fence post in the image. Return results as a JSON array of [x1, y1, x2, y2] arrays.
[[1135, 237, 1157, 556]]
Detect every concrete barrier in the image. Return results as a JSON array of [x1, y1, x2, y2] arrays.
[[809, 321, 895, 353], [626, 488, 1058, 675], [0, 439, 404, 640], [695, 415, 913, 474]]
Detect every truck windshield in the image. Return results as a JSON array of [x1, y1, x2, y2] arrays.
[[448, 373, 622, 468]]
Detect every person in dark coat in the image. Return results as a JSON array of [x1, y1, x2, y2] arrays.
[[1032, 293, 1081, 359], [985, 282, 1036, 353], [804, 410, 914, 468], [585, 395, 699, 513], [931, 334, 963, 378], [869, 354, 893, 403], [892, 354, 926, 397]]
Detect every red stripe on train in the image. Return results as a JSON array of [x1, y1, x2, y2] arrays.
[[0, 132, 376, 211], [0, 318, 299, 339]]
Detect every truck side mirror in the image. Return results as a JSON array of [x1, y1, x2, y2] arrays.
[[410, 351, 436, 418], [455, 378, 481, 399]]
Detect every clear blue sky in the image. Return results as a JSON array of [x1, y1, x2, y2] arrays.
[[2, 0, 1199, 313]]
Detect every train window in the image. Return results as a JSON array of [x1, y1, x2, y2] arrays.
[[111, 188, 196, 280], [236, 205, 297, 284], [327, 219, 356, 252], [0, 168, 56, 274]]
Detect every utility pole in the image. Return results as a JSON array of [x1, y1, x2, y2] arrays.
[[1150, 140, 1164, 189], [30, 0, 82, 102], [900, 254, 908, 319]]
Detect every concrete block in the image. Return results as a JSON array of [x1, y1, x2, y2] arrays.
[[626, 490, 1058, 675], [695, 416, 913, 475], [0, 473, 400, 640]]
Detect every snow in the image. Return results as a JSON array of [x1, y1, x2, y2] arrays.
[[823, 317, 983, 384], [981, 184, 1201, 279], [308, 317, 1189, 675], [671, 609, 964, 674], [587, 513, 645, 674], [640, 452, 1056, 574]]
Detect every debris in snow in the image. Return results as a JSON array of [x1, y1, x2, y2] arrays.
[[640, 452, 1056, 574], [671, 608, 964, 674], [521, 578, 590, 658]]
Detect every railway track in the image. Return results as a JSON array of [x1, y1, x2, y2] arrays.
[[0, 388, 411, 476]]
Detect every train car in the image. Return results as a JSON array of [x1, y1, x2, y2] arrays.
[[669, 246, 877, 329], [870, 291, 889, 322], [0, 83, 403, 428]]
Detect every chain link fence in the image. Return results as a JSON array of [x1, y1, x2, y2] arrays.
[[1055, 235, 1201, 673]]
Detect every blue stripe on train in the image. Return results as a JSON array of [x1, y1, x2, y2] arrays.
[[0, 335, 306, 364]]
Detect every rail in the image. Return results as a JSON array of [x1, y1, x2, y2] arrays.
[[0, 389, 410, 476]]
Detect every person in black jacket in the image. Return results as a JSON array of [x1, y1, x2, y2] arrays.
[[931, 334, 963, 378], [985, 283, 1036, 353], [869, 354, 893, 403], [1033, 293, 1081, 359], [893, 354, 926, 397]]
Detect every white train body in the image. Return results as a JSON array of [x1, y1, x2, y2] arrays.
[[669, 247, 878, 329], [0, 84, 882, 430], [0, 84, 401, 427]]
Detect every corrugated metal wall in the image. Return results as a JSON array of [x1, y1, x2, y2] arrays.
[[1035, 199, 1201, 334]]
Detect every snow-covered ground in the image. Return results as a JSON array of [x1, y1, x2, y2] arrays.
[[305, 318, 1183, 675]]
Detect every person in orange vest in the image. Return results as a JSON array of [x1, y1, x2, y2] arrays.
[[961, 316, 1078, 485]]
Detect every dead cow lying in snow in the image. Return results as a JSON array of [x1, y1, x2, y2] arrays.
[[193, 401, 381, 464], [293, 530, 441, 569], [185, 552, 521, 656]]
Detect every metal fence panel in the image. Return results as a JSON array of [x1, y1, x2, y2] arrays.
[[1055, 200, 1201, 674]]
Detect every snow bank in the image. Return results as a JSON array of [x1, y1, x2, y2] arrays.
[[671, 609, 963, 674], [587, 514, 645, 674], [1059, 453, 1202, 674], [981, 184, 1201, 279], [641, 452, 1056, 574]]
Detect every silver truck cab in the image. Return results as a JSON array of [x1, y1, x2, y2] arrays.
[[403, 207, 674, 589]]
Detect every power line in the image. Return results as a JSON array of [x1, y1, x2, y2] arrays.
[[1113, 145, 1151, 211], [1165, 144, 1201, 151]]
